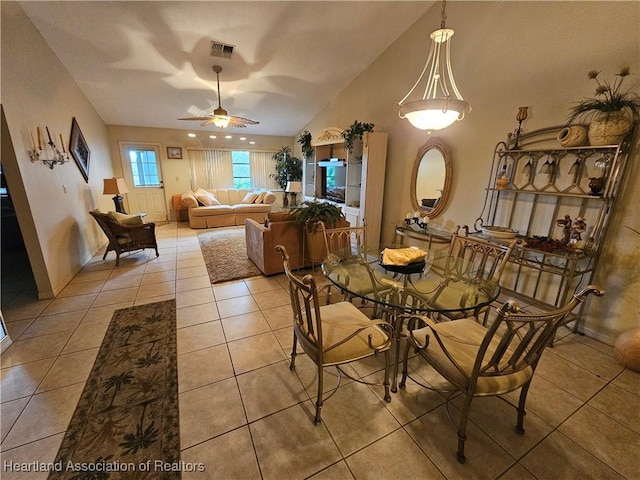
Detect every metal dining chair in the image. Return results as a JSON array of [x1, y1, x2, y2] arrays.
[[399, 285, 604, 463], [409, 232, 519, 323], [276, 244, 393, 425]]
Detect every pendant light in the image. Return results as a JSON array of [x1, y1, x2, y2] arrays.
[[397, 0, 471, 131]]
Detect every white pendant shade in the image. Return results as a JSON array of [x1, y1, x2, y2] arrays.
[[397, 11, 471, 132]]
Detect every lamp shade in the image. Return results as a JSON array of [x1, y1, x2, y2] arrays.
[[286, 181, 302, 193], [103, 177, 129, 195]]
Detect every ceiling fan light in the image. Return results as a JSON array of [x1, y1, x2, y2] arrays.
[[213, 116, 231, 128]]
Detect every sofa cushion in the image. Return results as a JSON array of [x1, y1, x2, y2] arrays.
[[189, 205, 234, 217], [233, 203, 273, 213], [108, 211, 144, 225], [268, 211, 297, 223], [181, 193, 199, 208], [194, 189, 220, 206]]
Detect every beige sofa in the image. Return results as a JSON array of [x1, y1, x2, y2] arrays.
[[181, 188, 276, 229]]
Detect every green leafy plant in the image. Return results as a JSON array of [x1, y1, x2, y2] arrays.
[[341, 120, 375, 152], [290, 200, 344, 233], [297, 130, 314, 159], [271, 146, 302, 190], [568, 68, 640, 123]]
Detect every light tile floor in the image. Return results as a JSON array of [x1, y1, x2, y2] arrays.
[[1, 222, 638, 479]]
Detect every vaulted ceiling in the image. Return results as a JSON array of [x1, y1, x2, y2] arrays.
[[20, 1, 433, 136]]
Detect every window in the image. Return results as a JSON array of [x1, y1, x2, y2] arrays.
[[232, 151, 251, 189], [128, 149, 160, 187]]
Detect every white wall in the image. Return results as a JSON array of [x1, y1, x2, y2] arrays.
[[300, 1, 640, 343], [1, 1, 117, 298]]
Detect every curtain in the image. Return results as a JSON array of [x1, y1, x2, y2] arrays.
[[187, 148, 277, 190], [250, 151, 278, 190], [187, 149, 233, 189]]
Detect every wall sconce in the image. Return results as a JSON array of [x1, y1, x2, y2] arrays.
[[103, 177, 129, 213], [397, 0, 471, 131], [29, 126, 69, 169]]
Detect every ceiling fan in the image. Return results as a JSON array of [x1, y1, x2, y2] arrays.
[[178, 65, 259, 128]]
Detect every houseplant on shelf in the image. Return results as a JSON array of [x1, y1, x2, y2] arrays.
[[271, 146, 302, 207], [290, 200, 345, 263], [341, 120, 375, 152], [567, 68, 640, 146], [297, 130, 314, 160]]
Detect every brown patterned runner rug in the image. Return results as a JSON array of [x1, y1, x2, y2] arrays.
[[48, 299, 181, 479]]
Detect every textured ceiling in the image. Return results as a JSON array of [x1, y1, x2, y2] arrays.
[[20, 1, 433, 136]]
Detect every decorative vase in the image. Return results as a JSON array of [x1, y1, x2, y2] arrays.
[[588, 110, 632, 146], [588, 177, 605, 196], [557, 125, 588, 147]]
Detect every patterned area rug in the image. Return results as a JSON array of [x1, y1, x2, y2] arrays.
[[198, 226, 262, 284], [49, 300, 181, 480]]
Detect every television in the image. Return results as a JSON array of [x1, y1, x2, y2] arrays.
[[318, 159, 346, 203]]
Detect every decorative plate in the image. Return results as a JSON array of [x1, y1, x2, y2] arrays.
[[482, 226, 519, 239]]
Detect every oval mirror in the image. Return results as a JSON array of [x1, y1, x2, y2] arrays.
[[410, 137, 452, 218]]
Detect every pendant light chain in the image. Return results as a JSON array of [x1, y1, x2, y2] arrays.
[[440, 0, 447, 29]]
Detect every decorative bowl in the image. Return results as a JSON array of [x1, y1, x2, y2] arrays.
[[482, 226, 519, 239]]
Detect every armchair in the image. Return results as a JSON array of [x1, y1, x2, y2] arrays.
[[90, 210, 159, 266]]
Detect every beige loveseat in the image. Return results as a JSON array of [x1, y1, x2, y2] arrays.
[[181, 188, 276, 229]]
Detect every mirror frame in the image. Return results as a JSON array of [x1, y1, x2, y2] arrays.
[[410, 137, 452, 219]]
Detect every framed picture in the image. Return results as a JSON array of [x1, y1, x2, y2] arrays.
[[69, 117, 90, 183], [167, 147, 182, 159]]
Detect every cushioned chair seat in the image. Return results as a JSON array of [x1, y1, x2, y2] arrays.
[[411, 319, 533, 394], [315, 302, 390, 365]]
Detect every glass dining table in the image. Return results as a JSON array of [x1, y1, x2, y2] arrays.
[[321, 245, 501, 392]]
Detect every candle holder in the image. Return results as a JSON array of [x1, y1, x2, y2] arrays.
[[508, 106, 529, 150], [404, 212, 429, 231], [29, 126, 69, 169]]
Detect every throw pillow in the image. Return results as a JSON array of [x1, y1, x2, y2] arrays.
[[195, 191, 220, 206], [253, 191, 266, 204], [108, 211, 144, 225], [181, 193, 198, 208], [241, 192, 259, 204]]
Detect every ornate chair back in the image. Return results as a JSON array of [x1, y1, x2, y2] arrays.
[[401, 285, 604, 463]]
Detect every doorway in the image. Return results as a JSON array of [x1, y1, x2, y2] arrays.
[[119, 143, 167, 222], [0, 162, 37, 308]]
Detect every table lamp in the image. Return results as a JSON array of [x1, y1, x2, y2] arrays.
[[286, 181, 302, 206], [103, 177, 129, 213]]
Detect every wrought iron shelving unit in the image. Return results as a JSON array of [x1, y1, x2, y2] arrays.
[[473, 125, 636, 328]]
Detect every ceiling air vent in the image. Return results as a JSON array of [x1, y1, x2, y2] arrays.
[[210, 41, 234, 59]]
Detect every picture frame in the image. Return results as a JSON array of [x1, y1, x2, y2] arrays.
[[167, 147, 183, 159], [69, 117, 90, 183]]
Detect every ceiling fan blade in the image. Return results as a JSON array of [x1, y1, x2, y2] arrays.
[[179, 66, 259, 128], [178, 116, 212, 121], [230, 116, 260, 125]]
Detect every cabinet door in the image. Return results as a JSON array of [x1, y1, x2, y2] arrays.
[[343, 206, 361, 228]]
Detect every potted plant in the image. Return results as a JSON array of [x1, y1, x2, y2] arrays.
[[341, 120, 375, 152], [297, 130, 314, 160], [290, 200, 346, 262], [567, 68, 640, 145], [271, 146, 302, 206]]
